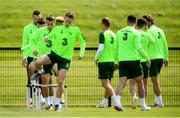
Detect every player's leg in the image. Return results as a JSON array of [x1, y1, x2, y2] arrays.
[[96, 62, 109, 108], [26, 57, 34, 108], [48, 75, 54, 109], [129, 79, 138, 109], [54, 57, 70, 111], [150, 59, 164, 107], [131, 61, 150, 111], [141, 62, 149, 98], [31, 54, 52, 80], [54, 69, 67, 111], [41, 73, 50, 110], [114, 61, 128, 111]]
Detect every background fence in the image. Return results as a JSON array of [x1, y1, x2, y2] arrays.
[[0, 47, 179, 107]]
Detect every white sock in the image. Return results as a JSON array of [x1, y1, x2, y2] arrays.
[[38, 68, 44, 74], [157, 96, 163, 105], [101, 98, 108, 104], [140, 98, 146, 107], [55, 97, 61, 106], [155, 96, 159, 104], [40, 94, 45, 103], [48, 96, 53, 105], [112, 95, 121, 105], [45, 97, 49, 106]]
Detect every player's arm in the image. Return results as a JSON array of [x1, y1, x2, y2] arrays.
[[95, 32, 105, 63], [76, 29, 86, 59], [114, 33, 118, 64], [30, 31, 39, 57], [161, 31, 169, 66], [21, 27, 29, 58], [114, 33, 118, 71], [135, 32, 150, 67]]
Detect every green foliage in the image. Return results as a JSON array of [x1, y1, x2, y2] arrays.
[[0, 0, 180, 47]]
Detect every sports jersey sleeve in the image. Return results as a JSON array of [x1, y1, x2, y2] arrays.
[[114, 34, 118, 64], [21, 27, 29, 58], [135, 32, 150, 61], [76, 29, 86, 57], [95, 32, 105, 60], [161, 31, 169, 61]]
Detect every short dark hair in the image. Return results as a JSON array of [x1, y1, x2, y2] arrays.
[[32, 10, 41, 16], [37, 18, 46, 25], [46, 15, 55, 21], [142, 14, 154, 24], [64, 12, 75, 19], [127, 15, 136, 24], [102, 17, 111, 27], [137, 18, 148, 28]]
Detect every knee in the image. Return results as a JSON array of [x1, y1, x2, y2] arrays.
[[57, 80, 64, 87]]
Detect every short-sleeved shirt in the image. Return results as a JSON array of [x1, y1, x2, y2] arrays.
[[98, 30, 116, 62], [48, 25, 86, 60]]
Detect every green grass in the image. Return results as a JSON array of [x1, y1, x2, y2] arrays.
[[0, 0, 180, 47], [0, 107, 180, 117]]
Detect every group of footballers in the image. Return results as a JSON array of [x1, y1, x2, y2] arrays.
[[21, 10, 86, 111], [95, 15, 168, 111], [21, 10, 168, 112]]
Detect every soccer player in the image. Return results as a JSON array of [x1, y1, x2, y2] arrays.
[[114, 15, 151, 111], [29, 15, 56, 110], [136, 18, 155, 98], [95, 17, 119, 108], [143, 15, 169, 107], [21, 10, 41, 108], [31, 12, 86, 111]]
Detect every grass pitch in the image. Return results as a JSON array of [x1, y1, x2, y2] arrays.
[[0, 107, 180, 117]]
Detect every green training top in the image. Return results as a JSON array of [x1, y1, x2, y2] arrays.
[[29, 26, 52, 58], [137, 29, 155, 62], [116, 26, 149, 61], [48, 25, 86, 60], [147, 25, 169, 60], [21, 22, 38, 58], [98, 29, 116, 62]]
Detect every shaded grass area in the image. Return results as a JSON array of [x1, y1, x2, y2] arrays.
[[0, 107, 180, 117], [0, 0, 180, 47]]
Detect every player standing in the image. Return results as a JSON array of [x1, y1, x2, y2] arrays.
[[95, 17, 119, 108], [114, 15, 151, 111], [136, 18, 155, 98], [143, 15, 169, 107], [31, 12, 86, 111], [21, 10, 41, 108]]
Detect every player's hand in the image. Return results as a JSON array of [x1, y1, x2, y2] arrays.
[[146, 60, 151, 69], [22, 58, 27, 68], [114, 64, 119, 71], [77, 55, 82, 60], [95, 60, 98, 66], [164, 60, 169, 67], [33, 50, 38, 56]]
